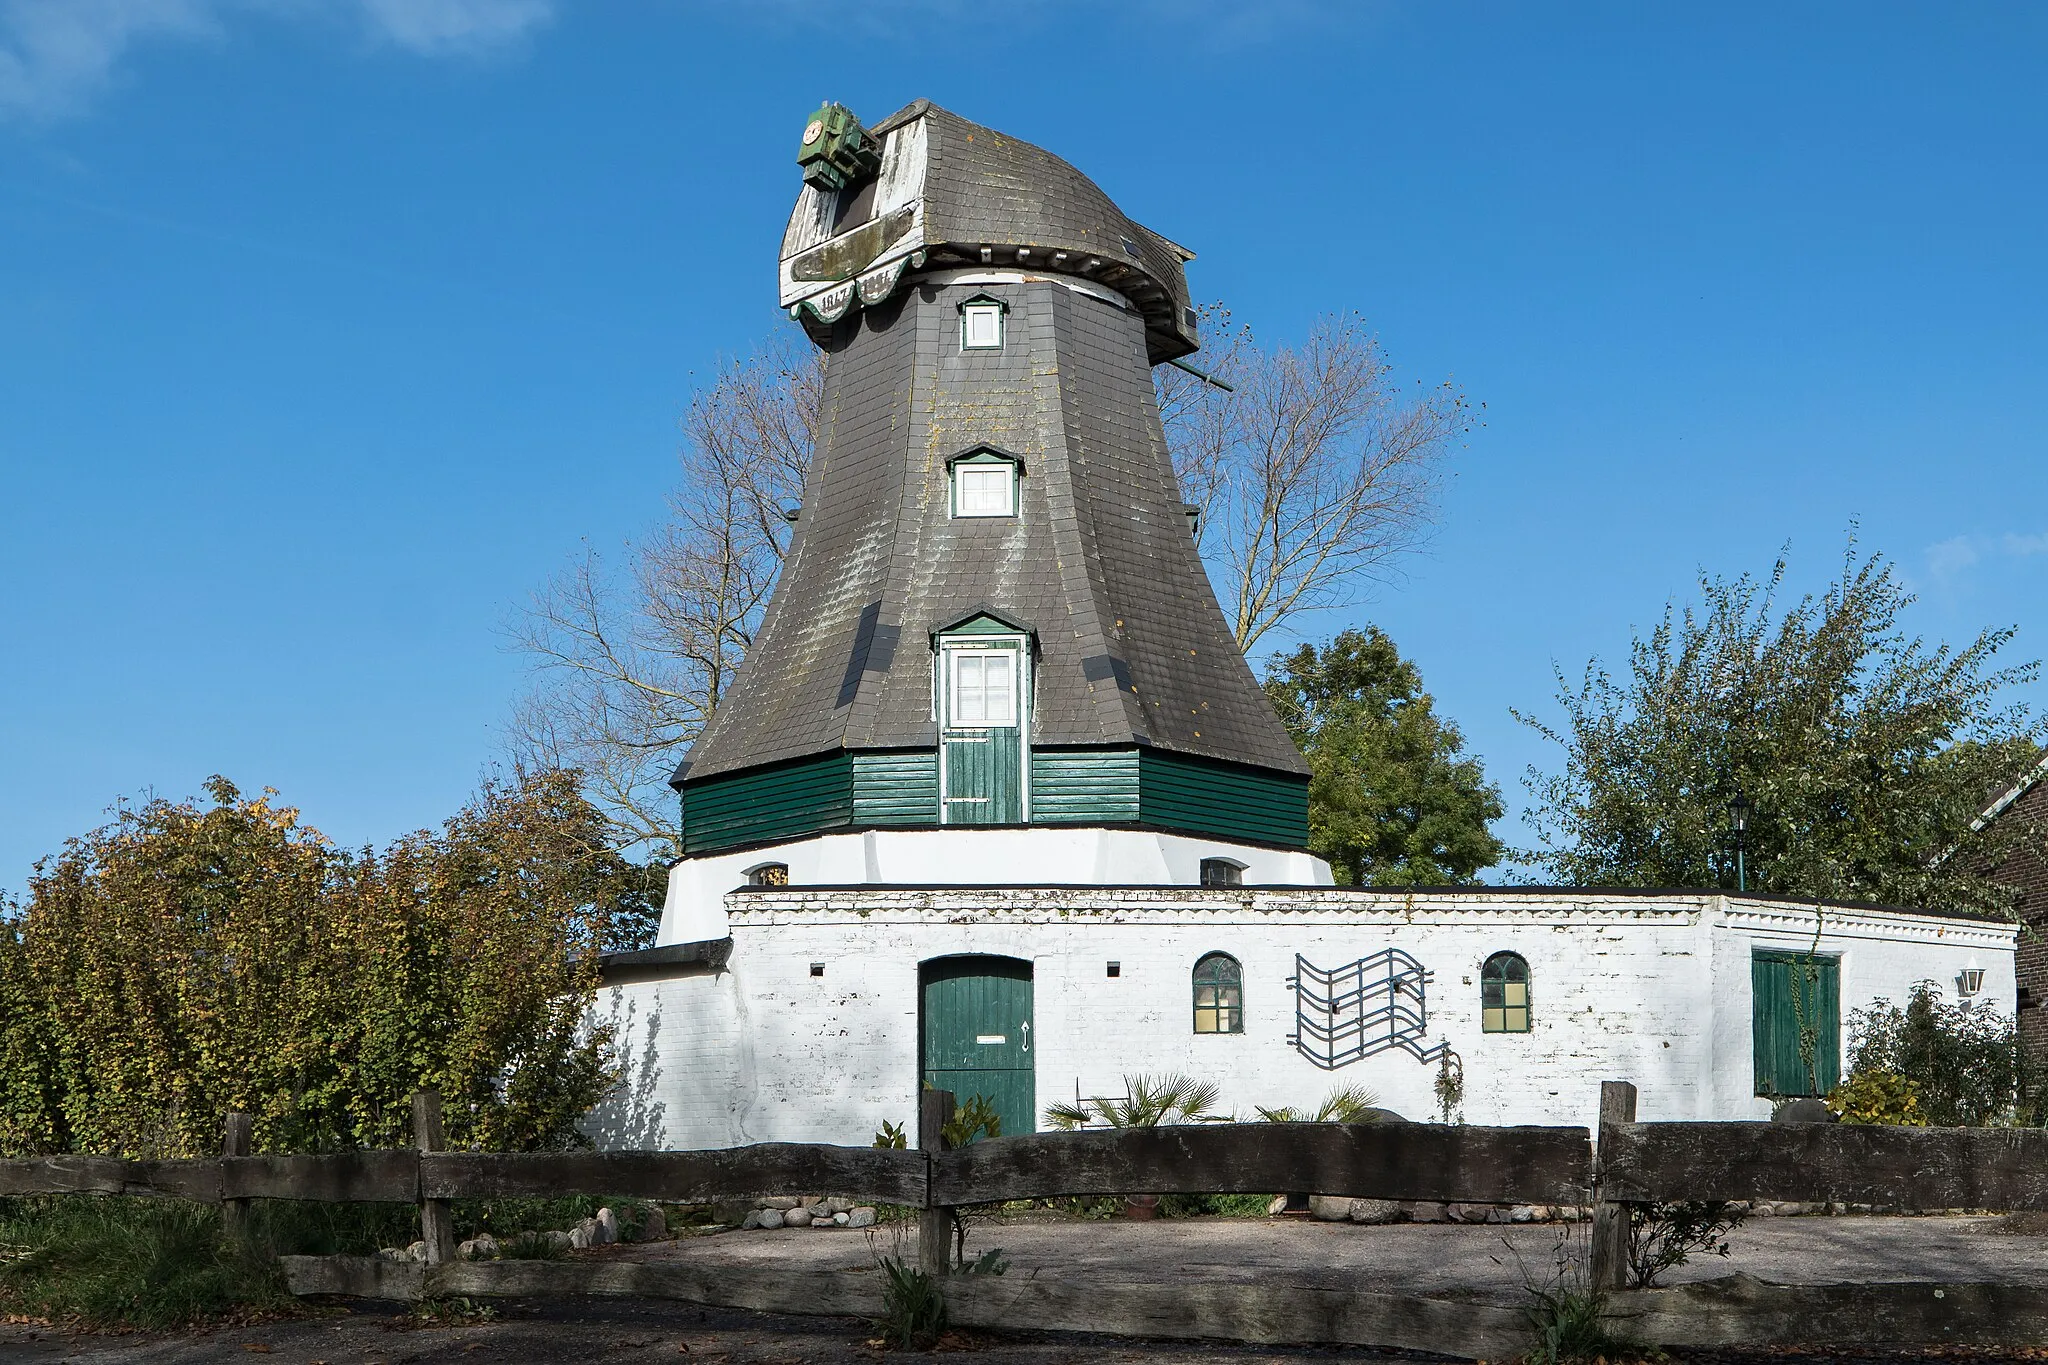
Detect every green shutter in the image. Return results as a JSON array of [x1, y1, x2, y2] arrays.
[[1751, 950, 1841, 1098]]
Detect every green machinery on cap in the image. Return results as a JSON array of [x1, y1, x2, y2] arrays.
[[796, 102, 881, 191]]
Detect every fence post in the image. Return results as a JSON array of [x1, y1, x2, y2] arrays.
[[221, 1111, 252, 1242], [412, 1090, 455, 1266], [919, 1088, 954, 1277], [1589, 1080, 1638, 1292]]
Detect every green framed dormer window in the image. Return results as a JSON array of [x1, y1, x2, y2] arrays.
[[950, 448, 1020, 518], [959, 292, 1007, 351]]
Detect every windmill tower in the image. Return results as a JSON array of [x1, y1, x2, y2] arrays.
[[662, 100, 1328, 933]]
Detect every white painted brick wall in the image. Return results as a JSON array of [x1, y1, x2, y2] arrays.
[[591, 889, 2016, 1151]]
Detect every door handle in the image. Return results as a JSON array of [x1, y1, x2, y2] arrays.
[[1021, 1020, 1030, 1054]]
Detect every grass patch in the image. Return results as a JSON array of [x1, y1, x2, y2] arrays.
[[0, 1196, 291, 1329], [497, 1230, 568, 1260]]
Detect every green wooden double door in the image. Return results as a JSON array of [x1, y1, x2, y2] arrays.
[[1751, 949, 1841, 1098], [920, 956, 1034, 1141]]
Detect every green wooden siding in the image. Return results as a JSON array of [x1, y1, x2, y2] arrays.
[[682, 744, 1310, 853], [1138, 748, 1310, 847], [1751, 950, 1841, 1098], [852, 750, 938, 825], [1030, 749, 1140, 823], [681, 751, 852, 855], [921, 956, 1035, 1140]]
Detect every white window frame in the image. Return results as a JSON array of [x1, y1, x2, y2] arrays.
[[952, 459, 1017, 518], [960, 299, 1006, 351]]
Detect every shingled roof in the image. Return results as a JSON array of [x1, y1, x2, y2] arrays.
[[778, 100, 1201, 365], [680, 103, 1306, 786]]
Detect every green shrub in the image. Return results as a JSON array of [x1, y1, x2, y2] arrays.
[[874, 1256, 947, 1349], [1043, 1074, 1224, 1129], [1847, 982, 2033, 1126], [0, 1196, 290, 1329], [245, 1199, 419, 1257], [0, 771, 638, 1160], [498, 1230, 567, 1260], [1253, 1083, 1382, 1123], [1826, 1070, 1927, 1126]]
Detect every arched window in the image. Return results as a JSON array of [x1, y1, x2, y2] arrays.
[[1192, 953, 1243, 1034], [1200, 858, 1245, 888], [746, 862, 790, 888], [1481, 952, 1531, 1033]]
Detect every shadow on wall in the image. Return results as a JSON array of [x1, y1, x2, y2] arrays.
[[582, 992, 669, 1150]]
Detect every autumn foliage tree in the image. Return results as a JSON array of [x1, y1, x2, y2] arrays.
[[0, 771, 649, 1159]]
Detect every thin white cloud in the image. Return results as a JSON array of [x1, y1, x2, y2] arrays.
[[1924, 530, 2048, 591], [355, 0, 551, 55], [1926, 535, 1981, 587], [0, 0, 553, 120]]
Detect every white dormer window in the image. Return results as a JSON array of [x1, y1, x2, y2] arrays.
[[959, 293, 1007, 351], [950, 450, 1019, 518]]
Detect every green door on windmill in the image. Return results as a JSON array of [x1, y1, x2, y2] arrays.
[[939, 636, 1026, 824], [1751, 949, 1842, 1098], [920, 956, 1034, 1141]]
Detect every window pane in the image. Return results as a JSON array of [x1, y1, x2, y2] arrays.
[[954, 655, 986, 723], [1505, 1007, 1528, 1032], [963, 305, 1002, 349], [982, 655, 1013, 722], [1483, 1008, 1505, 1032], [957, 465, 1013, 516], [1502, 982, 1527, 1008]]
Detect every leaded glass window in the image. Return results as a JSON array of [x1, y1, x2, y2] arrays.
[[1481, 952, 1530, 1033], [1193, 952, 1243, 1034]]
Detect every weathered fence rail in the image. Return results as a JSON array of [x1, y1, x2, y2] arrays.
[[930, 1121, 1591, 1206], [1601, 1119, 2048, 1210], [8, 1084, 2047, 1357], [420, 1145, 929, 1206]]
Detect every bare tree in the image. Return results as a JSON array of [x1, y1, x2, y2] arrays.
[[1159, 309, 1470, 654], [509, 336, 819, 855], [514, 311, 1461, 850]]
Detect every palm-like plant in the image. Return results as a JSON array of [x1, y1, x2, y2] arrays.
[[1044, 1073, 1227, 1129], [1252, 1084, 1383, 1124]]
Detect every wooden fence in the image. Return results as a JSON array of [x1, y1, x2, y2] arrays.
[[6, 1081, 2048, 1354]]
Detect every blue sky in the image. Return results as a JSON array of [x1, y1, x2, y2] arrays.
[[2, 2, 2043, 892]]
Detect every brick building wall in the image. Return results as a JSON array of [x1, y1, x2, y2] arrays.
[[1987, 773, 2048, 1054]]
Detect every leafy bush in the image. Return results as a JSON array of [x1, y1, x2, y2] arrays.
[[874, 1256, 946, 1349], [0, 1196, 290, 1328], [1155, 1193, 1274, 1218], [1043, 1074, 1224, 1129], [1826, 1070, 1927, 1126], [0, 771, 645, 1159], [873, 1120, 908, 1149], [498, 1230, 567, 1260], [1625, 1201, 1745, 1288], [1847, 981, 2033, 1126], [1254, 1084, 1382, 1123], [941, 1094, 1002, 1147]]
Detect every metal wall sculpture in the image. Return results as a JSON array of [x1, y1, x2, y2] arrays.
[[1288, 951, 1453, 1071]]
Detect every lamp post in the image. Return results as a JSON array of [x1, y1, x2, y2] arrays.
[[1729, 792, 1753, 894]]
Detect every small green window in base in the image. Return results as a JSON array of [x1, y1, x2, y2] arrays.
[[1481, 951, 1530, 1033], [1193, 952, 1243, 1034]]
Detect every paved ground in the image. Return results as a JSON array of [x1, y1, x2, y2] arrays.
[[621, 1211, 2048, 1307], [3, 1215, 2045, 1363]]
